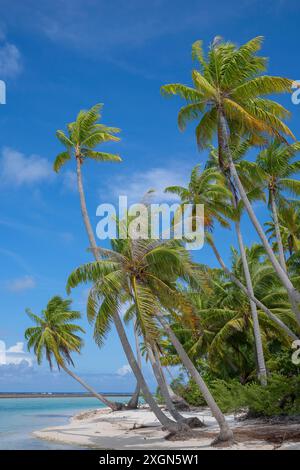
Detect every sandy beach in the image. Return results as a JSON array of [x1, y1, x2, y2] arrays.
[[34, 406, 300, 450]]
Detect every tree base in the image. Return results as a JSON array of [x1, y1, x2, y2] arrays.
[[164, 423, 199, 441], [112, 402, 126, 411], [183, 416, 206, 428], [211, 429, 234, 447]]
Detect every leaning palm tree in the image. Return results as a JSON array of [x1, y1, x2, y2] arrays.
[[166, 163, 268, 385], [161, 36, 300, 321], [265, 203, 300, 257], [24, 296, 121, 410], [205, 142, 268, 384], [54, 104, 172, 427], [54, 103, 121, 258], [66, 237, 233, 443], [255, 140, 300, 269]]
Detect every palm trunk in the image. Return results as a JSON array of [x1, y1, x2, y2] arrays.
[[113, 312, 176, 428], [147, 345, 184, 422], [235, 221, 267, 385], [61, 364, 122, 410], [270, 192, 287, 270], [158, 314, 233, 443], [218, 113, 267, 384], [159, 359, 190, 410], [76, 157, 175, 429], [218, 112, 300, 322], [126, 324, 141, 409], [208, 237, 298, 340]]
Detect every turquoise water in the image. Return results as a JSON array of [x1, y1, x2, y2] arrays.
[[0, 396, 128, 449]]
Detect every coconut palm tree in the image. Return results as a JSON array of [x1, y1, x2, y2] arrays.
[[255, 140, 300, 269], [166, 163, 268, 384], [54, 104, 173, 427], [161, 36, 300, 320], [54, 103, 121, 258], [265, 203, 300, 257], [66, 237, 233, 443], [199, 245, 297, 379], [24, 296, 121, 409]]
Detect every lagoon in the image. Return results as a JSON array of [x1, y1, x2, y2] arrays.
[[0, 396, 128, 449]]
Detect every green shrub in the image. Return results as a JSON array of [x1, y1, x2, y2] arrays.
[[172, 374, 300, 417]]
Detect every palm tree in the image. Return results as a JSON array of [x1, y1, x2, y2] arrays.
[[161, 36, 300, 320], [54, 103, 121, 259], [24, 296, 120, 409], [165, 165, 233, 230], [206, 142, 268, 384], [54, 104, 171, 426], [265, 203, 300, 257], [66, 237, 233, 442], [166, 163, 268, 384], [198, 246, 298, 380], [255, 140, 300, 269], [206, 232, 298, 341]]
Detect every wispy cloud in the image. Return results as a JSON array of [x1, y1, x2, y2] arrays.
[[105, 164, 189, 204], [0, 217, 74, 245], [116, 364, 132, 376], [4, 275, 36, 292], [62, 170, 77, 192], [0, 29, 22, 78], [0, 147, 53, 187]]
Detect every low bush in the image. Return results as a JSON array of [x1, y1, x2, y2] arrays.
[[172, 374, 300, 417]]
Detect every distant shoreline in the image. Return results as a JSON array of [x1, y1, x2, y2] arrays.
[[0, 393, 133, 399]]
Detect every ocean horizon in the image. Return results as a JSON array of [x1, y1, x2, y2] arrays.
[[0, 395, 130, 449]]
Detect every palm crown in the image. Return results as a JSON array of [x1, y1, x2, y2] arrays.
[[25, 296, 84, 369], [161, 36, 294, 167], [255, 140, 300, 206], [165, 165, 233, 230], [54, 103, 121, 172], [265, 203, 300, 255], [66, 237, 199, 345]]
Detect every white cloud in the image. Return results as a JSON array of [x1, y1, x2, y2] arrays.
[[107, 165, 189, 204], [62, 170, 77, 192], [0, 36, 22, 78], [117, 364, 132, 376], [0, 341, 33, 366], [0, 147, 52, 186], [5, 275, 36, 292], [7, 342, 24, 353]]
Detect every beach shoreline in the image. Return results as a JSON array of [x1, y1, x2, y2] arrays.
[[33, 406, 300, 450]]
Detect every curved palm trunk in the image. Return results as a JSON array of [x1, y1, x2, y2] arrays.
[[270, 192, 287, 270], [218, 112, 300, 323], [147, 345, 184, 422], [76, 157, 175, 429], [113, 312, 176, 428], [209, 238, 298, 340], [218, 114, 267, 384], [159, 359, 190, 410], [235, 221, 267, 385], [61, 364, 122, 410], [158, 314, 233, 443], [127, 324, 141, 409]]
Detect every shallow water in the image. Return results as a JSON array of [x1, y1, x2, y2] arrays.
[[0, 396, 128, 449]]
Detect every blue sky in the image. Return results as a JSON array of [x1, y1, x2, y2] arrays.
[[0, 0, 299, 392]]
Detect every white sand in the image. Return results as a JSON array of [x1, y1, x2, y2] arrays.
[[33, 406, 299, 450]]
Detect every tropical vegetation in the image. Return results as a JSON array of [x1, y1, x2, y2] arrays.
[[24, 36, 300, 446]]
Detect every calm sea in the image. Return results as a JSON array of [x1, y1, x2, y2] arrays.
[[0, 396, 128, 449]]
